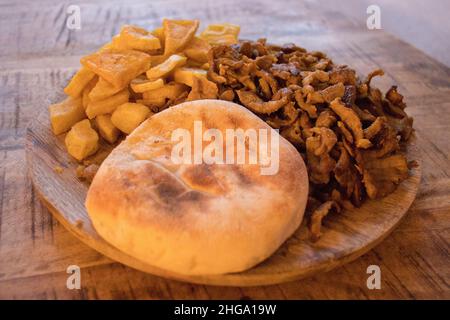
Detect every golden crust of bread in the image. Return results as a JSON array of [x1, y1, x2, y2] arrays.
[[86, 99, 308, 275]]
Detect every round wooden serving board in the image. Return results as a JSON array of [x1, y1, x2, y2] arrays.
[[26, 108, 421, 286]]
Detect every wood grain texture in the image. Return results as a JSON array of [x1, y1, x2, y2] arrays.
[[0, 0, 449, 299], [26, 108, 421, 286]]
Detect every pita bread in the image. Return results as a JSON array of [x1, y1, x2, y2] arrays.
[[86, 99, 308, 275]]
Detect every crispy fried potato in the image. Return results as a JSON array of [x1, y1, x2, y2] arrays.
[[81, 50, 151, 89], [183, 36, 211, 63], [163, 19, 199, 56], [95, 114, 120, 144], [131, 78, 164, 93], [142, 82, 188, 101], [112, 25, 161, 52], [151, 27, 165, 47], [110, 35, 123, 50], [149, 54, 169, 66], [99, 42, 113, 53], [65, 119, 99, 161], [146, 54, 187, 80], [200, 23, 240, 45], [111, 102, 151, 134], [136, 97, 166, 109], [174, 67, 207, 87], [89, 77, 123, 102], [185, 59, 205, 68], [64, 67, 96, 98], [82, 76, 99, 109], [86, 89, 129, 119], [49, 97, 86, 135]]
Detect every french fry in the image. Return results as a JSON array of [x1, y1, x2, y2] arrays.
[[49, 97, 86, 135], [95, 114, 120, 144], [81, 50, 151, 89], [82, 76, 99, 109], [136, 97, 166, 109], [111, 102, 151, 134], [149, 54, 168, 66], [112, 25, 161, 52], [185, 59, 204, 68], [89, 77, 123, 102], [131, 78, 164, 93], [151, 27, 165, 47], [200, 23, 240, 45], [163, 19, 199, 56], [99, 42, 113, 53], [65, 119, 99, 161], [64, 67, 96, 98], [146, 54, 187, 80], [142, 82, 188, 101], [174, 67, 207, 87], [183, 37, 211, 63], [86, 89, 129, 119]]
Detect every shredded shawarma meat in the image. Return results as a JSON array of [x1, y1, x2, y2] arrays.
[[207, 39, 414, 240]]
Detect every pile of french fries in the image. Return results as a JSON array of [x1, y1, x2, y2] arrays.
[[49, 19, 240, 162]]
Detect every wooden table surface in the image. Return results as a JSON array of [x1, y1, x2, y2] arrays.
[[0, 0, 449, 299]]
